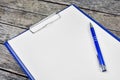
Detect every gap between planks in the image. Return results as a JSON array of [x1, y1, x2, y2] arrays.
[[0, 0, 120, 17], [0, 66, 27, 78], [39, 0, 120, 16], [0, 3, 120, 32]]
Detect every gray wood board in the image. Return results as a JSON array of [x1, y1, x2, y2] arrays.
[[0, 0, 66, 15], [0, 22, 25, 43], [0, 44, 25, 75], [41, 0, 120, 15], [0, 70, 27, 80], [0, 6, 46, 29], [0, 1, 119, 31], [0, 22, 26, 77]]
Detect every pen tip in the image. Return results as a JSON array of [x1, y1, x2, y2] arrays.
[[102, 69, 107, 72], [101, 65, 107, 72], [90, 23, 93, 28]]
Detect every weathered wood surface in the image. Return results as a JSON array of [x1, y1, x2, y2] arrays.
[[0, 37, 24, 75], [0, 0, 120, 31], [0, 0, 120, 15], [0, 70, 27, 80], [0, 0, 120, 79], [41, 0, 120, 15], [0, 23, 25, 43], [0, 0, 66, 15]]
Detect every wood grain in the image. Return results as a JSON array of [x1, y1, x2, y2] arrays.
[[41, 0, 120, 15], [0, 22, 25, 42], [0, 22, 26, 77], [0, 44, 24, 75], [86, 10, 120, 31], [0, 70, 27, 80], [0, 1, 119, 31], [0, 0, 66, 15], [0, 6, 46, 29]]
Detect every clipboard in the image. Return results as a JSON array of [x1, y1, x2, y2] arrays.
[[4, 5, 120, 80]]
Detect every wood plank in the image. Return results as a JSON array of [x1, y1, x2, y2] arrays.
[[0, 70, 27, 80], [86, 10, 120, 31], [0, 22, 25, 42], [41, 0, 120, 15], [0, 23, 26, 76], [1, 0, 120, 15], [0, 0, 66, 15], [0, 6, 46, 29], [0, 1, 120, 31], [0, 44, 25, 74]]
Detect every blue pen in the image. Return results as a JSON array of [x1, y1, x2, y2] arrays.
[[90, 23, 106, 72]]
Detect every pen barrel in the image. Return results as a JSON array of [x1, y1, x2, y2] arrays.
[[90, 28, 105, 65]]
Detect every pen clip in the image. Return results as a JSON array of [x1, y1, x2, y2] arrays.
[[29, 13, 61, 33]]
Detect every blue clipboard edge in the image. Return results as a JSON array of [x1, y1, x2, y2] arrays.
[[3, 4, 120, 80], [4, 41, 35, 80], [72, 4, 120, 42]]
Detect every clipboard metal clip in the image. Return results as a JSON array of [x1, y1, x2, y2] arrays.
[[29, 13, 61, 33]]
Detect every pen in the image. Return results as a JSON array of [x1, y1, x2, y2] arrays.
[[90, 23, 107, 72]]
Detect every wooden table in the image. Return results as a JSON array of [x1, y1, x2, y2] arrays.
[[0, 0, 120, 79]]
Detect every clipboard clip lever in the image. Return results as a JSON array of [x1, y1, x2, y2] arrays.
[[29, 13, 61, 33]]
